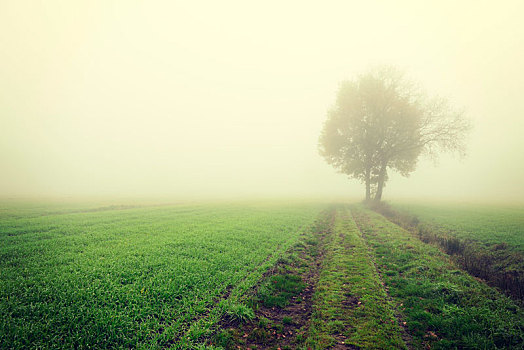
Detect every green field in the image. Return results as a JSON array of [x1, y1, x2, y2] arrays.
[[0, 201, 322, 348], [1, 200, 523, 349]]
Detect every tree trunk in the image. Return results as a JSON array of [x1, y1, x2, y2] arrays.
[[374, 165, 387, 201], [365, 168, 371, 201]]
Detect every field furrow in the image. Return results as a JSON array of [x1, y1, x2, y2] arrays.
[[351, 205, 524, 349], [373, 202, 524, 300]]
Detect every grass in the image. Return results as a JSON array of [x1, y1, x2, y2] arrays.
[[352, 205, 524, 349], [0, 201, 322, 349], [222, 301, 255, 323], [256, 274, 305, 308]]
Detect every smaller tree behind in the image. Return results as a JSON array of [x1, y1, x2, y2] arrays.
[[319, 67, 470, 201]]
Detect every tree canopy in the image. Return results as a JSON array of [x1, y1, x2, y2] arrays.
[[319, 67, 470, 201]]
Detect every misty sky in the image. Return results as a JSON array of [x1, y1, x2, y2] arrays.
[[1, 1, 523, 201]]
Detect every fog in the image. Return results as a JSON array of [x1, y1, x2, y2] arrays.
[[1, 1, 523, 202]]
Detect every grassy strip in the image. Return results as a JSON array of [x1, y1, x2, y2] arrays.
[[352, 205, 524, 349], [372, 201, 524, 300], [307, 205, 406, 349]]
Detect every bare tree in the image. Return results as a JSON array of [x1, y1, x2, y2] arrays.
[[319, 67, 471, 201]]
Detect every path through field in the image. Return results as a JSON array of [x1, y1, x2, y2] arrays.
[[210, 205, 524, 349]]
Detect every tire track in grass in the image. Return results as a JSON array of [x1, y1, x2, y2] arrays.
[[306, 205, 407, 349], [204, 209, 335, 350], [351, 205, 524, 349], [170, 222, 314, 349]]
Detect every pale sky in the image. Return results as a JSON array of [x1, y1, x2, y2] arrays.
[[1, 1, 523, 201]]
